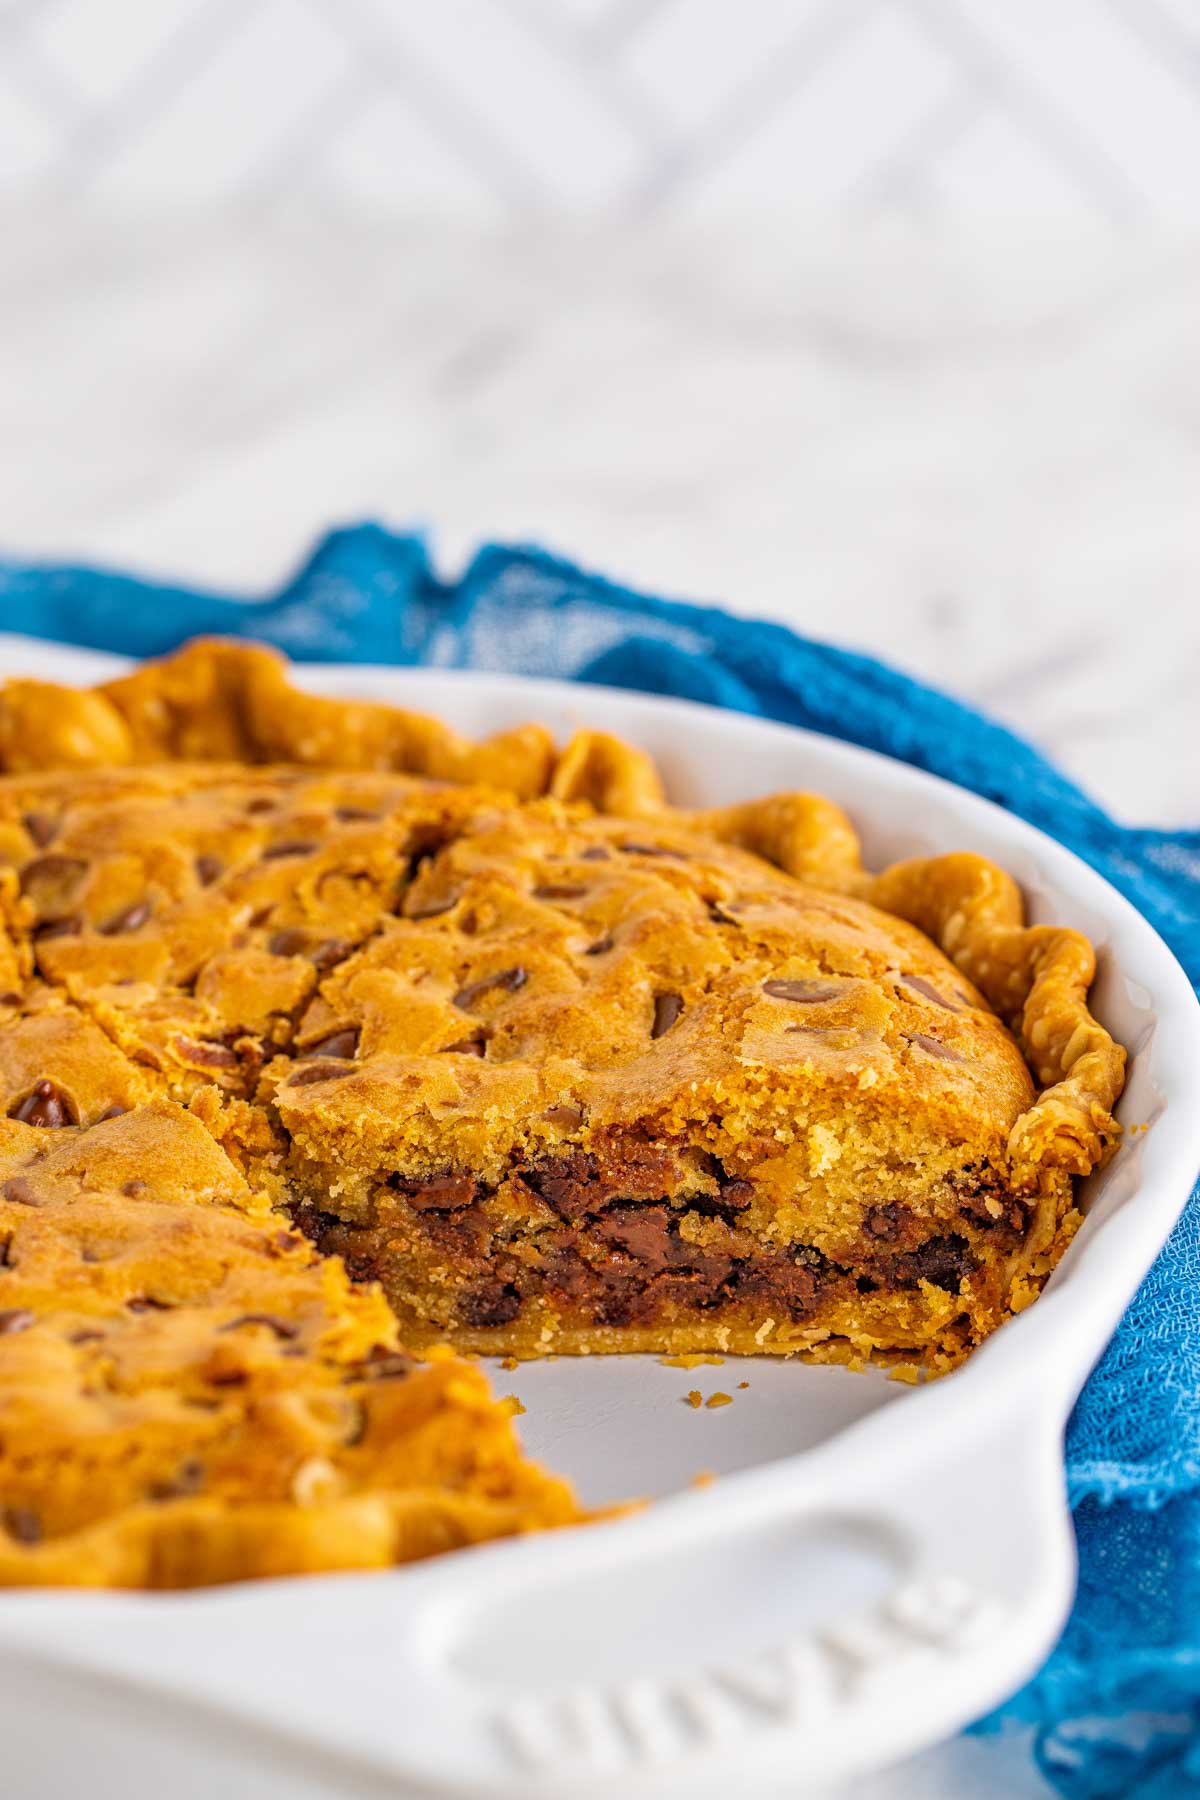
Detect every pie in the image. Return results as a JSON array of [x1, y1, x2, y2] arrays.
[[0, 640, 1126, 1585]]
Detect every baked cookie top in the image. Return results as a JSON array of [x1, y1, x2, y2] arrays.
[[0, 761, 1042, 1217], [0, 640, 1125, 1200]]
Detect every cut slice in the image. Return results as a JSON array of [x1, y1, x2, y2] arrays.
[[272, 803, 1077, 1369], [0, 1102, 579, 1587]]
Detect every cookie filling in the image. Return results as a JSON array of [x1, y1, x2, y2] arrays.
[[297, 1146, 1028, 1352]]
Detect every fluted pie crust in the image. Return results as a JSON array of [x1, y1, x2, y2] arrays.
[[0, 641, 1125, 1587]]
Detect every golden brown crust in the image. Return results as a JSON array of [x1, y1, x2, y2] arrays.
[[549, 729, 666, 816], [686, 792, 868, 892], [0, 639, 557, 798], [867, 855, 1125, 1187], [0, 640, 1126, 1587]]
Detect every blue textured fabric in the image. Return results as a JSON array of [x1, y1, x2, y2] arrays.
[[2, 525, 1199, 1795]]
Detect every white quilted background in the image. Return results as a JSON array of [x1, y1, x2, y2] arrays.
[[2, 0, 1200, 221]]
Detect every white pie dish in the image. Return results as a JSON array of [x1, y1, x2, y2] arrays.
[[0, 640, 1197, 1799]]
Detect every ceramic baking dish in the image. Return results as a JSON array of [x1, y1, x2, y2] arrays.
[[0, 644, 1197, 1799]]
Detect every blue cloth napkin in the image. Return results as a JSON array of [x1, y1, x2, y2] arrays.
[[3, 525, 1199, 1797]]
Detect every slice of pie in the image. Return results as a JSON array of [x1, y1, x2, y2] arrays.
[[0, 1101, 579, 1588], [0, 640, 1126, 1585]]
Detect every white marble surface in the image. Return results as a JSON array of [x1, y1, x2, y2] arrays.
[[1, 207, 1198, 828]]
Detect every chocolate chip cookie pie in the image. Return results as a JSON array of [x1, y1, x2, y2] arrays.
[[0, 640, 1126, 1586]]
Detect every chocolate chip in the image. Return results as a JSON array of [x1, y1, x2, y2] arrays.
[[268, 928, 310, 957], [405, 896, 457, 920], [0, 992, 22, 1007], [902, 1233, 971, 1293], [904, 1033, 965, 1062], [354, 1349, 416, 1381], [311, 938, 351, 972], [97, 1105, 128, 1122], [441, 1037, 486, 1057], [220, 1312, 299, 1341], [22, 812, 58, 848], [542, 1105, 584, 1129], [247, 797, 276, 815], [20, 853, 88, 897], [583, 934, 614, 956], [335, 806, 382, 824], [0, 1309, 34, 1336], [100, 900, 151, 935], [270, 929, 349, 969], [686, 1190, 741, 1223], [149, 1457, 206, 1500], [461, 1281, 522, 1327], [579, 845, 611, 862], [618, 842, 686, 860], [900, 974, 960, 1012], [288, 1062, 353, 1087], [127, 1296, 172, 1313], [33, 915, 82, 942], [3, 1506, 41, 1545], [122, 1179, 148, 1197], [533, 883, 587, 901], [403, 1174, 478, 1212], [261, 840, 318, 860], [718, 1178, 754, 1212], [2, 1176, 42, 1206], [195, 854, 223, 886], [9, 1080, 75, 1128], [865, 1204, 903, 1241], [300, 1027, 360, 1061], [173, 1036, 238, 1070], [652, 993, 683, 1038], [453, 966, 528, 1010], [708, 901, 741, 926], [763, 978, 846, 1003], [208, 1368, 249, 1387]]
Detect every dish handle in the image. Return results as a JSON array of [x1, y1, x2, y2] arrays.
[[0, 1381, 1077, 1799], [385, 1384, 1076, 1794]]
